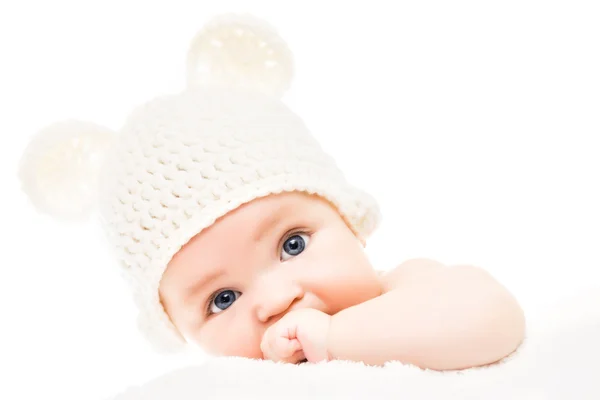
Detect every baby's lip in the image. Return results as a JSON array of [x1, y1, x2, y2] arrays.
[[287, 295, 328, 316], [267, 293, 329, 326]]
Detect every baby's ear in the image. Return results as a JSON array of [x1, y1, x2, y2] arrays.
[[18, 120, 116, 221]]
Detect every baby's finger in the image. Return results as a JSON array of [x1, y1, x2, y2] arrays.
[[267, 337, 301, 361], [262, 337, 302, 362], [291, 349, 307, 364], [260, 328, 277, 355], [275, 337, 302, 358], [271, 348, 306, 365]]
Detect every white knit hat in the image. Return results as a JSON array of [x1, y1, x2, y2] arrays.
[[18, 13, 381, 353]]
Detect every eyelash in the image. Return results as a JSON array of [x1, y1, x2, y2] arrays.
[[204, 228, 312, 317]]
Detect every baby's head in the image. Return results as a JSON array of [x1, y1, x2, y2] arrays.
[[160, 191, 381, 358], [18, 14, 382, 355], [92, 83, 382, 354]]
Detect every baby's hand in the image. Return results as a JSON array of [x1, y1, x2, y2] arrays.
[[260, 308, 331, 364]]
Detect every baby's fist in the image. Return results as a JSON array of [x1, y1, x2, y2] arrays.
[[261, 308, 331, 364]]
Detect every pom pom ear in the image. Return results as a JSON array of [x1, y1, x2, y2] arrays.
[[18, 120, 116, 221], [186, 13, 294, 98]]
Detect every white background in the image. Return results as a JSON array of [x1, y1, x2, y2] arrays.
[[1, 1, 599, 399]]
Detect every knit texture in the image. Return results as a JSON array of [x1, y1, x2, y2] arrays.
[[97, 85, 381, 352]]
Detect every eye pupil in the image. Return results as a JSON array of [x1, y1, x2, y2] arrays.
[[214, 290, 236, 310], [283, 234, 306, 256]]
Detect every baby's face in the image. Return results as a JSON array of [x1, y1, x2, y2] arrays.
[[159, 191, 382, 359]]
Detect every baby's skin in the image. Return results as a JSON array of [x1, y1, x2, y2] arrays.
[[159, 191, 525, 370]]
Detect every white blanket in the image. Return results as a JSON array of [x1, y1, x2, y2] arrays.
[[110, 289, 600, 400]]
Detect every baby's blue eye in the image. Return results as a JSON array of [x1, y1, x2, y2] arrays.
[[209, 290, 241, 314], [281, 233, 310, 261]]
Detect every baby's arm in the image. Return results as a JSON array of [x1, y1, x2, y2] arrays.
[[327, 259, 526, 370]]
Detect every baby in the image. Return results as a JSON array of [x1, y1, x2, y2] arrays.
[[19, 14, 525, 371], [160, 191, 525, 369]]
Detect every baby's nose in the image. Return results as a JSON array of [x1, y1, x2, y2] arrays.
[[254, 277, 304, 323]]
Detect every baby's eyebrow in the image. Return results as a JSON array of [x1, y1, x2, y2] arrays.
[[252, 205, 288, 243], [183, 270, 224, 302]]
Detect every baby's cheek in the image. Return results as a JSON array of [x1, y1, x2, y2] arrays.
[[312, 251, 380, 310], [196, 318, 264, 359]]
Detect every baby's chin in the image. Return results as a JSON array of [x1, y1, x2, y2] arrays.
[[195, 340, 265, 361]]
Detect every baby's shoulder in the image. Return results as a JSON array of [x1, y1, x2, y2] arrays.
[[377, 258, 447, 293]]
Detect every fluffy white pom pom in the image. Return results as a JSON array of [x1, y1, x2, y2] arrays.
[[186, 13, 294, 98], [19, 120, 116, 221]]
